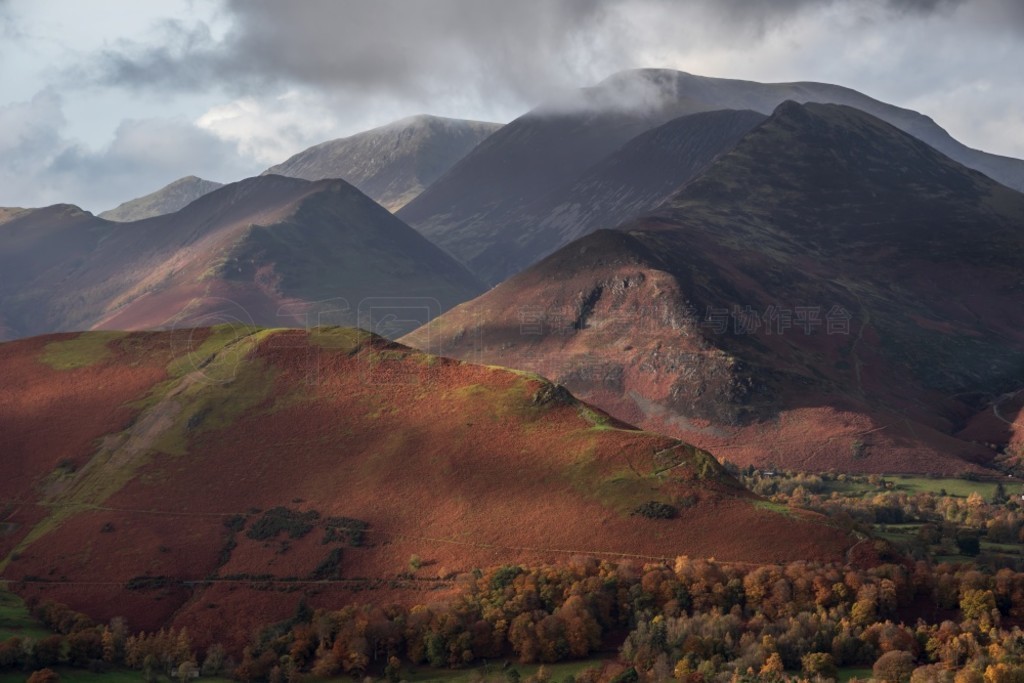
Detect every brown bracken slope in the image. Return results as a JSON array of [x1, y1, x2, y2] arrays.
[[0, 327, 858, 648], [402, 102, 1024, 476]]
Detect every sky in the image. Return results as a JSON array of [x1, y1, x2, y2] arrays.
[[1, 0, 1022, 212]]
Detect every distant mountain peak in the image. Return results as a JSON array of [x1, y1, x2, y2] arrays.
[[669, 100, 991, 223], [262, 114, 502, 211], [99, 176, 224, 222], [383, 113, 491, 128]]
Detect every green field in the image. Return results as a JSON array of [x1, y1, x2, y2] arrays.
[[822, 475, 1011, 502], [0, 661, 601, 683], [0, 589, 50, 641], [873, 523, 922, 544], [836, 667, 873, 682], [889, 476, 1007, 500], [0, 670, 236, 683], [0, 670, 138, 683], [404, 657, 606, 682], [39, 332, 128, 371]]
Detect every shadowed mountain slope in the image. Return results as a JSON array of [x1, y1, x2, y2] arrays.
[[399, 69, 1024, 284], [403, 102, 1024, 475], [467, 108, 766, 284]]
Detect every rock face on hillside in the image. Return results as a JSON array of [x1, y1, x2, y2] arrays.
[[399, 69, 1024, 284], [264, 114, 502, 211], [0, 327, 856, 648], [0, 175, 484, 341], [99, 176, 224, 221], [404, 102, 1024, 475]]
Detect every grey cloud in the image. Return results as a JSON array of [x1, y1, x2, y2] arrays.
[[0, 0, 19, 40], [88, 0, 625, 107], [0, 91, 260, 211], [83, 0, 1024, 105], [8, 0, 1023, 209], [0, 90, 67, 178], [93, 18, 220, 92]]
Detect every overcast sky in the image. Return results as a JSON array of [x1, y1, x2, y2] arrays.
[[1, 0, 1022, 212]]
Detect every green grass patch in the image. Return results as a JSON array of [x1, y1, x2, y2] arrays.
[[579, 405, 613, 431], [690, 449, 723, 480], [164, 324, 270, 379], [40, 331, 127, 370], [836, 667, 873, 683], [403, 656, 605, 682], [889, 476, 1003, 501], [753, 500, 796, 518], [566, 451, 679, 517], [450, 377, 557, 425], [0, 588, 51, 640], [482, 364, 549, 383], [152, 352, 281, 457], [934, 554, 969, 564], [873, 525, 922, 544], [820, 479, 875, 495], [820, 475, 1007, 502], [982, 541, 1024, 555], [0, 668, 234, 683]]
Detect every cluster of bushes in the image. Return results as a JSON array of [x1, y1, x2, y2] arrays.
[[311, 548, 344, 580], [246, 507, 321, 541], [632, 501, 679, 519], [322, 516, 369, 546]]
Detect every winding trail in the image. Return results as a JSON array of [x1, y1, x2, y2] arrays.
[[992, 389, 1024, 427]]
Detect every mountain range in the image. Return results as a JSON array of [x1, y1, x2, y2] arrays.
[[398, 69, 1024, 285], [3, 66, 1024, 649], [403, 100, 1024, 475], [0, 175, 482, 341]]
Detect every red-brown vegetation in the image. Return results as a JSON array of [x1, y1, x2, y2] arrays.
[[0, 327, 859, 649]]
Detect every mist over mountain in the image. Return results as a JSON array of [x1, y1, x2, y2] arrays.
[[263, 114, 502, 211], [466, 108, 767, 284], [399, 69, 1024, 284]]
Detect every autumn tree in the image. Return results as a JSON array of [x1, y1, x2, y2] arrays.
[[26, 668, 60, 683], [874, 651, 917, 683], [802, 652, 837, 679]]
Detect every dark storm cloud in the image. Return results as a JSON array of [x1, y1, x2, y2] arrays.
[[91, 0, 622, 103], [83, 0, 1024, 108]]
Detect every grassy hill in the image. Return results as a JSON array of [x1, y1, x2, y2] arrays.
[[0, 327, 858, 649]]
